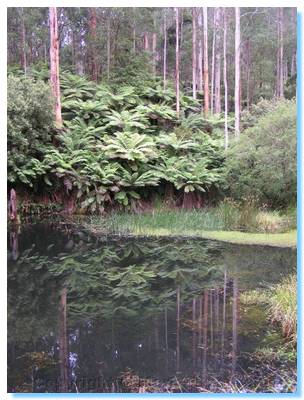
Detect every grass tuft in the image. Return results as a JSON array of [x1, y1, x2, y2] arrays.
[[268, 273, 297, 343]]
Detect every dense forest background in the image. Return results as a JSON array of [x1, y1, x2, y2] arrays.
[[7, 7, 297, 215]]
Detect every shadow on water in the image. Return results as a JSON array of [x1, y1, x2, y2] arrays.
[[7, 222, 296, 393]]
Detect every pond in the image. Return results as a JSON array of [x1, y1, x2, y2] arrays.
[[8, 222, 296, 393]]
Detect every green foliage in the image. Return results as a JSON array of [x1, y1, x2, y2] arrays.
[[101, 132, 157, 162], [7, 75, 54, 187], [157, 156, 222, 193], [240, 98, 282, 131], [284, 74, 297, 100], [7, 67, 224, 212], [268, 273, 297, 344], [60, 72, 96, 100], [225, 100, 296, 207], [104, 110, 148, 131]]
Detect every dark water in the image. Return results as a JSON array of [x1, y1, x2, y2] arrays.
[[7, 222, 296, 393]]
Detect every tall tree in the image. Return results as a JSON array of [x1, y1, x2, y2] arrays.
[[152, 32, 157, 75], [49, 7, 62, 127], [203, 7, 209, 114], [210, 9, 215, 113], [20, 8, 27, 75], [223, 8, 228, 150], [144, 31, 149, 51], [192, 8, 197, 99], [107, 14, 111, 80], [88, 8, 98, 82], [246, 38, 251, 109], [175, 7, 180, 117], [163, 10, 167, 90], [197, 9, 203, 93], [132, 8, 136, 53], [276, 8, 284, 98], [214, 7, 222, 114], [235, 7, 241, 136]]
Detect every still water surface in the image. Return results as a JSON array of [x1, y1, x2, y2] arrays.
[[8, 222, 296, 393]]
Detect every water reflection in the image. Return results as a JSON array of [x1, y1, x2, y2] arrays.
[[7, 223, 296, 392]]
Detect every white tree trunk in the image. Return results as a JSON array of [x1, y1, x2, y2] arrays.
[[214, 7, 221, 114], [107, 17, 111, 80], [152, 32, 157, 76], [175, 7, 180, 117], [163, 11, 167, 90], [49, 7, 62, 128], [211, 10, 215, 113], [198, 9, 203, 93], [203, 7, 209, 114], [223, 8, 228, 150], [235, 7, 240, 137], [192, 8, 197, 99]]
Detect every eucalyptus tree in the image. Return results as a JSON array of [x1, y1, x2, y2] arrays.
[[175, 7, 180, 117], [197, 8, 203, 93], [203, 7, 209, 114], [163, 9, 167, 89], [49, 7, 62, 127], [276, 7, 284, 98], [223, 8, 229, 150], [192, 8, 197, 99], [214, 7, 222, 114], [235, 7, 240, 136]]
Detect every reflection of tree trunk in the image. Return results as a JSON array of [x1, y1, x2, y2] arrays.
[[59, 288, 68, 392], [10, 230, 19, 261], [210, 291, 213, 354], [232, 277, 239, 377], [154, 316, 159, 350], [192, 298, 197, 367], [221, 270, 227, 365], [198, 295, 203, 363], [165, 307, 168, 371], [202, 289, 208, 385], [176, 286, 181, 372], [111, 317, 115, 351], [215, 288, 220, 339], [9, 188, 18, 223]]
